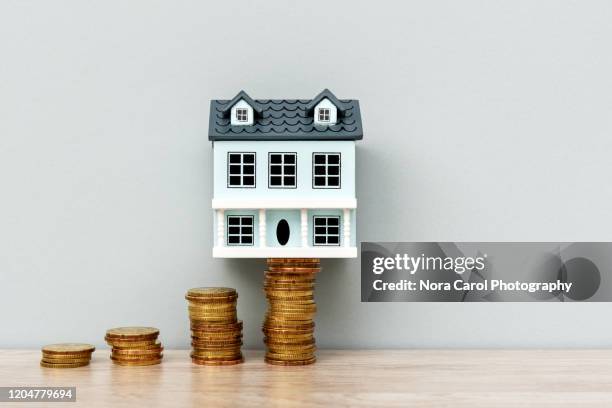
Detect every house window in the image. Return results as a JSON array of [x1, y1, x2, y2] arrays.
[[227, 216, 254, 246], [236, 108, 248, 122], [227, 152, 256, 187], [269, 153, 297, 188], [318, 108, 330, 122], [313, 216, 340, 246], [312, 153, 340, 188]]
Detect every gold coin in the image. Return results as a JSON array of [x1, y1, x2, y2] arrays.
[[268, 311, 316, 317], [265, 293, 314, 299], [191, 344, 241, 350], [191, 343, 242, 350], [188, 300, 236, 306], [185, 296, 238, 304], [112, 347, 163, 356], [111, 358, 162, 366], [265, 278, 315, 283], [263, 335, 314, 341], [190, 352, 241, 359], [190, 320, 243, 330], [111, 353, 163, 361], [110, 340, 162, 350], [41, 352, 93, 360], [190, 319, 237, 326], [265, 288, 314, 293], [191, 349, 241, 356], [269, 305, 317, 312], [188, 305, 236, 313], [191, 333, 243, 339], [269, 298, 316, 303], [41, 357, 91, 364], [111, 356, 163, 363], [191, 330, 242, 335], [267, 258, 319, 263], [266, 314, 315, 321], [266, 341, 316, 349], [41, 343, 95, 355], [264, 287, 314, 293], [265, 356, 316, 366], [265, 281, 314, 285], [191, 337, 243, 344], [266, 265, 318, 270], [265, 338, 315, 345], [263, 320, 314, 327], [40, 361, 90, 368], [189, 313, 238, 324], [105, 327, 159, 340], [263, 336, 314, 343], [191, 357, 244, 366], [186, 287, 237, 298], [267, 261, 319, 266], [266, 352, 316, 361], [191, 352, 242, 358], [266, 298, 315, 304], [190, 352, 243, 360], [188, 310, 237, 317], [188, 300, 236, 305]]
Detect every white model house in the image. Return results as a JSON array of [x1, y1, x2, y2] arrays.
[[209, 89, 363, 258]]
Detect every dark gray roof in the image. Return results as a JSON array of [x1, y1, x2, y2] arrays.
[[209, 89, 363, 141]]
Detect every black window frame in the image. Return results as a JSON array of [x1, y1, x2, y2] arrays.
[[226, 215, 254, 246], [312, 215, 341, 246], [312, 152, 341, 189], [268, 152, 297, 189], [235, 108, 248, 122], [318, 108, 330, 122], [227, 152, 256, 188]]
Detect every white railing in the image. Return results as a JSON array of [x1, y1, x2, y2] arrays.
[[215, 207, 352, 249]]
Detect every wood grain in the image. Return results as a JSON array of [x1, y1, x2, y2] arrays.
[[1, 349, 612, 407]]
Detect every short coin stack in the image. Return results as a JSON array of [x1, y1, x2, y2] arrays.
[[186, 287, 244, 365], [40, 343, 95, 368], [263, 258, 320, 366], [105, 327, 163, 366]]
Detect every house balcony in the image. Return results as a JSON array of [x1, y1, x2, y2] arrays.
[[212, 199, 357, 259]]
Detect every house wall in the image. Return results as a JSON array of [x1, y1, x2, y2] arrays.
[[213, 140, 355, 200]]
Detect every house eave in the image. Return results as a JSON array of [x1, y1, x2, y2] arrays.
[[212, 198, 357, 209], [208, 133, 362, 141], [213, 246, 358, 258]]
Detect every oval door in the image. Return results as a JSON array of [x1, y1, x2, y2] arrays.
[[276, 219, 290, 246]]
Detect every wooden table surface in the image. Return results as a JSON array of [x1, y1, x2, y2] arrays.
[[1, 349, 612, 407]]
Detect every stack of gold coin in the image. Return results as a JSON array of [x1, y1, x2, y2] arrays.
[[263, 258, 320, 366], [105, 327, 163, 366], [40, 343, 95, 368], [186, 287, 243, 365]]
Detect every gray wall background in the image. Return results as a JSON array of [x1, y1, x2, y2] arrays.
[[1, 0, 612, 349]]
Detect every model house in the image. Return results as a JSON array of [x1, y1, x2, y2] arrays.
[[208, 89, 362, 258]]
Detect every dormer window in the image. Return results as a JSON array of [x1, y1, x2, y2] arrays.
[[229, 98, 255, 126], [318, 108, 330, 122], [236, 108, 248, 122], [312, 98, 337, 125]]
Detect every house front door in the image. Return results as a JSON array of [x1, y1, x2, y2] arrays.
[[266, 210, 300, 247]]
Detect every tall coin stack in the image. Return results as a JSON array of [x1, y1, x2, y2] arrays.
[[186, 287, 244, 365], [263, 258, 320, 366], [105, 327, 163, 366]]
